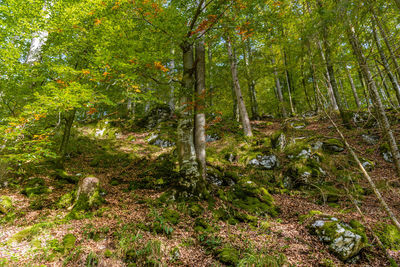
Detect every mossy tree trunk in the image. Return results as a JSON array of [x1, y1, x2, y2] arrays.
[[177, 41, 205, 197], [346, 67, 361, 109]]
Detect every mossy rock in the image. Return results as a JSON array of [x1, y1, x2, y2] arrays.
[[56, 191, 76, 209], [21, 178, 51, 197], [10, 222, 52, 243], [309, 217, 367, 261], [53, 169, 79, 184], [29, 195, 50, 210], [104, 249, 113, 258], [163, 209, 180, 225], [227, 179, 278, 217], [62, 233, 76, 252], [217, 246, 240, 266], [374, 223, 400, 250], [71, 177, 104, 212], [194, 217, 213, 233], [322, 139, 345, 153], [0, 196, 13, 214]]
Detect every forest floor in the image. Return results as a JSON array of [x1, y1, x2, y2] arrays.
[[0, 114, 399, 266]]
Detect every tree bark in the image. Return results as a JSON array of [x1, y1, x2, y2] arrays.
[[226, 36, 252, 137], [243, 41, 259, 120], [283, 51, 295, 115], [59, 109, 76, 166], [346, 68, 361, 108], [272, 58, 287, 117], [177, 41, 203, 196], [372, 11, 400, 81], [194, 39, 207, 182], [347, 24, 400, 177], [372, 20, 400, 106]]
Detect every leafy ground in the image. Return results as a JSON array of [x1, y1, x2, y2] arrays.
[[1, 114, 400, 266]]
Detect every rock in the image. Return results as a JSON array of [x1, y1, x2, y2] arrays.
[[139, 105, 173, 129], [72, 176, 104, 211], [0, 196, 13, 214], [248, 155, 279, 170], [206, 134, 220, 142], [291, 121, 306, 129], [322, 139, 345, 153], [147, 133, 175, 148], [311, 141, 323, 151], [380, 143, 393, 163], [271, 132, 286, 151], [53, 169, 79, 184], [224, 153, 238, 163], [361, 134, 379, 145], [352, 112, 377, 128], [309, 217, 367, 261], [361, 160, 374, 171]]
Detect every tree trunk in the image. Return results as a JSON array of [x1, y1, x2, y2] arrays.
[[372, 11, 400, 81], [317, 41, 338, 110], [208, 44, 213, 107], [231, 81, 239, 121], [168, 50, 176, 111], [59, 109, 76, 166], [346, 68, 361, 108], [194, 39, 207, 182], [177, 41, 203, 197], [347, 24, 400, 177], [339, 79, 349, 109], [375, 62, 397, 108], [226, 36, 252, 137], [372, 20, 400, 106], [284, 50, 295, 115], [243, 41, 259, 120], [272, 58, 287, 117]]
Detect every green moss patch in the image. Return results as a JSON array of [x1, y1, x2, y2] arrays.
[[0, 196, 13, 214], [374, 223, 400, 250]]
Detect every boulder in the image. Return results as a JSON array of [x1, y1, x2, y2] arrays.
[[309, 217, 367, 261], [380, 143, 393, 163], [72, 176, 104, 211], [361, 134, 379, 145], [322, 139, 345, 153], [248, 154, 279, 170]]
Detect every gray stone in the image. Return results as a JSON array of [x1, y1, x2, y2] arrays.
[[248, 155, 279, 170], [206, 134, 220, 142], [383, 151, 393, 163], [309, 218, 366, 261], [361, 134, 379, 145]]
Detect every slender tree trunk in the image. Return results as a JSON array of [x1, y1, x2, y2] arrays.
[[195, 39, 207, 182], [375, 62, 397, 108], [283, 50, 295, 115], [317, 41, 338, 110], [168, 50, 176, 111], [347, 24, 400, 177], [226, 36, 252, 137], [208, 44, 213, 107], [243, 41, 259, 120], [346, 68, 361, 108], [339, 79, 349, 109], [231, 81, 239, 121], [59, 109, 76, 166], [358, 70, 371, 108], [177, 41, 203, 196], [372, 20, 400, 106], [272, 58, 287, 117]]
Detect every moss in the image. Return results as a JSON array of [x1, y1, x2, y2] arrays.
[[0, 196, 13, 214], [260, 221, 271, 232], [54, 169, 78, 184], [299, 210, 322, 223], [188, 203, 204, 218], [21, 178, 51, 197], [62, 233, 76, 252], [163, 209, 180, 225], [29, 195, 49, 210], [375, 223, 400, 250], [218, 246, 240, 266], [56, 191, 76, 209], [10, 222, 52, 243], [379, 143, 390, 153], [104, 249, 113, 258], [349, 220, 368, 244], [194, 218, 213, 233], [72, 186, 104, 212]]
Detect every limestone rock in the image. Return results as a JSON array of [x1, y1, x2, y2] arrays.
[[248, 154, 279, 170], [72, 176, 104, 211], [309, 217, 367, 261]]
